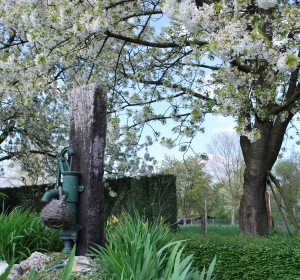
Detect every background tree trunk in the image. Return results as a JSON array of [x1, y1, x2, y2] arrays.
[[265, 191, 274, 230], [231, 205, 236, 225], [281, 198, 287, 231]]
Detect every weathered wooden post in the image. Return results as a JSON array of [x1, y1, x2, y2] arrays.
[[69, 84, 107, 255]]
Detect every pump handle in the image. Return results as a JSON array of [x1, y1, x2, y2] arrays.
[[55, 147, 76, 188]]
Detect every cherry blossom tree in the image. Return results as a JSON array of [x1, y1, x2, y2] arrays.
[[1, 0, 300, 235]]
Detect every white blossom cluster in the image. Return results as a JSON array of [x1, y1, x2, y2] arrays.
[[0, 0, 145, 93], [160, 138, 175, 149], [162, 0, 202, 34], [239, 127, 261, 143], [161, 0, 300, 142], [276, 53, 299, 73], [1, 0, 300, 177], [0, 0, 162, 177], [107, 121, 120, 142]]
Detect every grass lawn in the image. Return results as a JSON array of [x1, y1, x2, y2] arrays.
[[178, 224, 240, 236]]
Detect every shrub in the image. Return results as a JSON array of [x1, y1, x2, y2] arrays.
[[0, 206, 61, 263], [88, 211, 216, 280], [174, 230, 300, 280]]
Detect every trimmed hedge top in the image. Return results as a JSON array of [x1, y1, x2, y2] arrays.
[[181, 233, 300, 280]]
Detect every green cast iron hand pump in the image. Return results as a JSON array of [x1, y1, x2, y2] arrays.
[[41, 147, 84, 253]]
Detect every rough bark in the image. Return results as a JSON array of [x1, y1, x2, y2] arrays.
[[239, 112, 294, 236], [69, 84, 107, 255], [239, 120, 272, 236]]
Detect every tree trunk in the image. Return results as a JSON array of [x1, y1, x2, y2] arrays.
[[237, 60, 298, 236], [203, 196, 207, 234], [239, 120, 272, 236], [239, 107, 294, 236], [265, 191, 274, 230], [231, 205, 236, 225], [239, 172, 269, 236], [281, 197, 287, 231], [293, 207, 296, 217]]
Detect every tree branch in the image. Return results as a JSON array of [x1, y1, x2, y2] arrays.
[[142, 80, 214, 101], [230, 59, 252, 73], [104, 30, 206, 48], [267, 112, 294, 169], [0, 120, 15, 145], [181, 63, 220, 71], [122, 11, 163, 21], [269, 66, 300, 115], [0, 149, 56, 162]]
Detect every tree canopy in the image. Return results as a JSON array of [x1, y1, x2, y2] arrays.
[[274, 158, 300, 211], [1, 0, 300, 235], [159, 155, 215, 220]]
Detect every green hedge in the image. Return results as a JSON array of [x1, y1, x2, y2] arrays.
[[0, 184, 54, 214], [1, 174, 177, 227], [180, 233, 300, 279]]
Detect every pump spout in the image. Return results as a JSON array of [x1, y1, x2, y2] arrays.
[[41, 188, 60, 203]]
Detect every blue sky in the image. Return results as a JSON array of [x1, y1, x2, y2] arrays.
[[144, 114, 236, 164], [145, 113, 300, 165]]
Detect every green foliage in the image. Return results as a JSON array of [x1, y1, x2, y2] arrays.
[[273, 160, 300, 209], [174, 227, 300, 280], [158, 155, 213, 219], [285, 53, 298, 67], [88, 211, 215, 280], [0, 192, 7, 201], [1, 175, 176, 228], [200, 256, 216, 280], [61, 244, 76, 280], [27, 268, 42, 280], [1, 175, 177, 228], [0, 207, 61, 263]]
